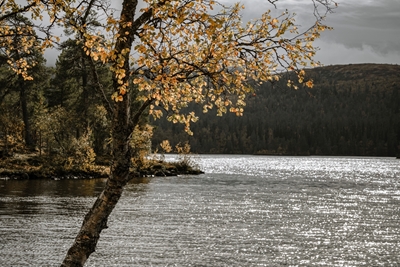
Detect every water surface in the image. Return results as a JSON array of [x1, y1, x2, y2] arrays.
[[1, 155, 399, 266]]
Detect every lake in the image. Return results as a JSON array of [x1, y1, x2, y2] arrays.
[[1, 155, 400, 266]]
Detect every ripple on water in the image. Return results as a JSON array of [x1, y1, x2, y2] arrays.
[[1, 155, 400, 266]]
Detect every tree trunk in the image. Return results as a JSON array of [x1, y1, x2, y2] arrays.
[[61, 1, 138, 265], [19, 77, 34, 148], [4, 126, 9, 155], [61, 96, 132, 267]]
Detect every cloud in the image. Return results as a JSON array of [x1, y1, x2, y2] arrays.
[[238, 0, 400, 65], [313, 0, 400, 65], [314, 40, 400, 66]]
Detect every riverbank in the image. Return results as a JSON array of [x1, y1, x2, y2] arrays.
[[0, 153, 203, 180]]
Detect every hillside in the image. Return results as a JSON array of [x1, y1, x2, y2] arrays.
[[306, 63, 399, 91], [151, 63, 400, 156]]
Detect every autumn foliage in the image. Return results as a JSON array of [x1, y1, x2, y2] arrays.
[[2, 0, 334, 132], [1, 0, 336, 266]]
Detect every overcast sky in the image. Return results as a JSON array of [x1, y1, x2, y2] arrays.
[[45, 0, 400, 66], [237, 0, 400, 66]]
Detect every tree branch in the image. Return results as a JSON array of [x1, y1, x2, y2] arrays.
[[0, 2, 36, 22], [86, 55, 114, 116], [131, 98, 153, 129]]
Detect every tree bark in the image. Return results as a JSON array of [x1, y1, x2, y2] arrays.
[[19, 77, 34, 148], [60, 97, 132, 267], [60, 1, 138, 266], [60, 77, 133, 266]]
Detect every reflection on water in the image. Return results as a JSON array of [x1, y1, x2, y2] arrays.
[[0, 179, 106, 217], [0, 178, 107, 197], [1, 156, 400, 266]]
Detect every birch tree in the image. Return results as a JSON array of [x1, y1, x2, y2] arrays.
[[1, 0, 336, 266]]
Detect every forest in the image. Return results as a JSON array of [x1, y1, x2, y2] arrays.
[[1, 44, 399, 162], [152, 64, 400, 156], [0, 38, 160, 176]]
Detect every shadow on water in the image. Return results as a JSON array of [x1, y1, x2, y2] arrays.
[[0, 177, 151, 216], [0, 176, 152, 198], [0, 178, 107, 197]]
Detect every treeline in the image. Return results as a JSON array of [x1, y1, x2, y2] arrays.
[[152, 64, 400, 156], [0, 36, 152, 171], [1, 37, 399, 160]]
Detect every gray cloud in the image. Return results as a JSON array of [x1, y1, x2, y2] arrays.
[[235, 0, 400, 65]]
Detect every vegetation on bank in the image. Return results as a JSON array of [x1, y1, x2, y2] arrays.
[[0, 146, 203, 180], [0, 39, 204, 180]]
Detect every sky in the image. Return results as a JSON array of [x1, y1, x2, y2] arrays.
[[44, 0, 400, 67], [236, 0, 400, 66]]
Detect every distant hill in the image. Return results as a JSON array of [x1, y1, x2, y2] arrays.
[[151, 63, 400, 156], [305, 63, 400, 91]]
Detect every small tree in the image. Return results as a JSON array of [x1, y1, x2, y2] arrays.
[[130, 123, 154, 167], [49, 38, 114, 157], [175, 141, 198, 172]]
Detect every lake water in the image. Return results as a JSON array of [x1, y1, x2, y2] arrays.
[[1, 155, 400, 266]]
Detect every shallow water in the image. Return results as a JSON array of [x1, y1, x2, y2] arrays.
[[1, 155, 399, 266]]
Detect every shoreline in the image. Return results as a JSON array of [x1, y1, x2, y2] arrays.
[[0, 153, 203, 180]]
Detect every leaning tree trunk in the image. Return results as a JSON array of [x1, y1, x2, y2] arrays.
[[61, 1, 146, 265], [60, 96, 133, 267]]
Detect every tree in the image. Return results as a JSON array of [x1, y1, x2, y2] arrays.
[[1, 0, 336, 265], [17, 50, 49, 149], [0, 14, 50, 150], [61, 1, 336, 265], [0, 1, 57, 80], [49, 38, 114, 156]]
